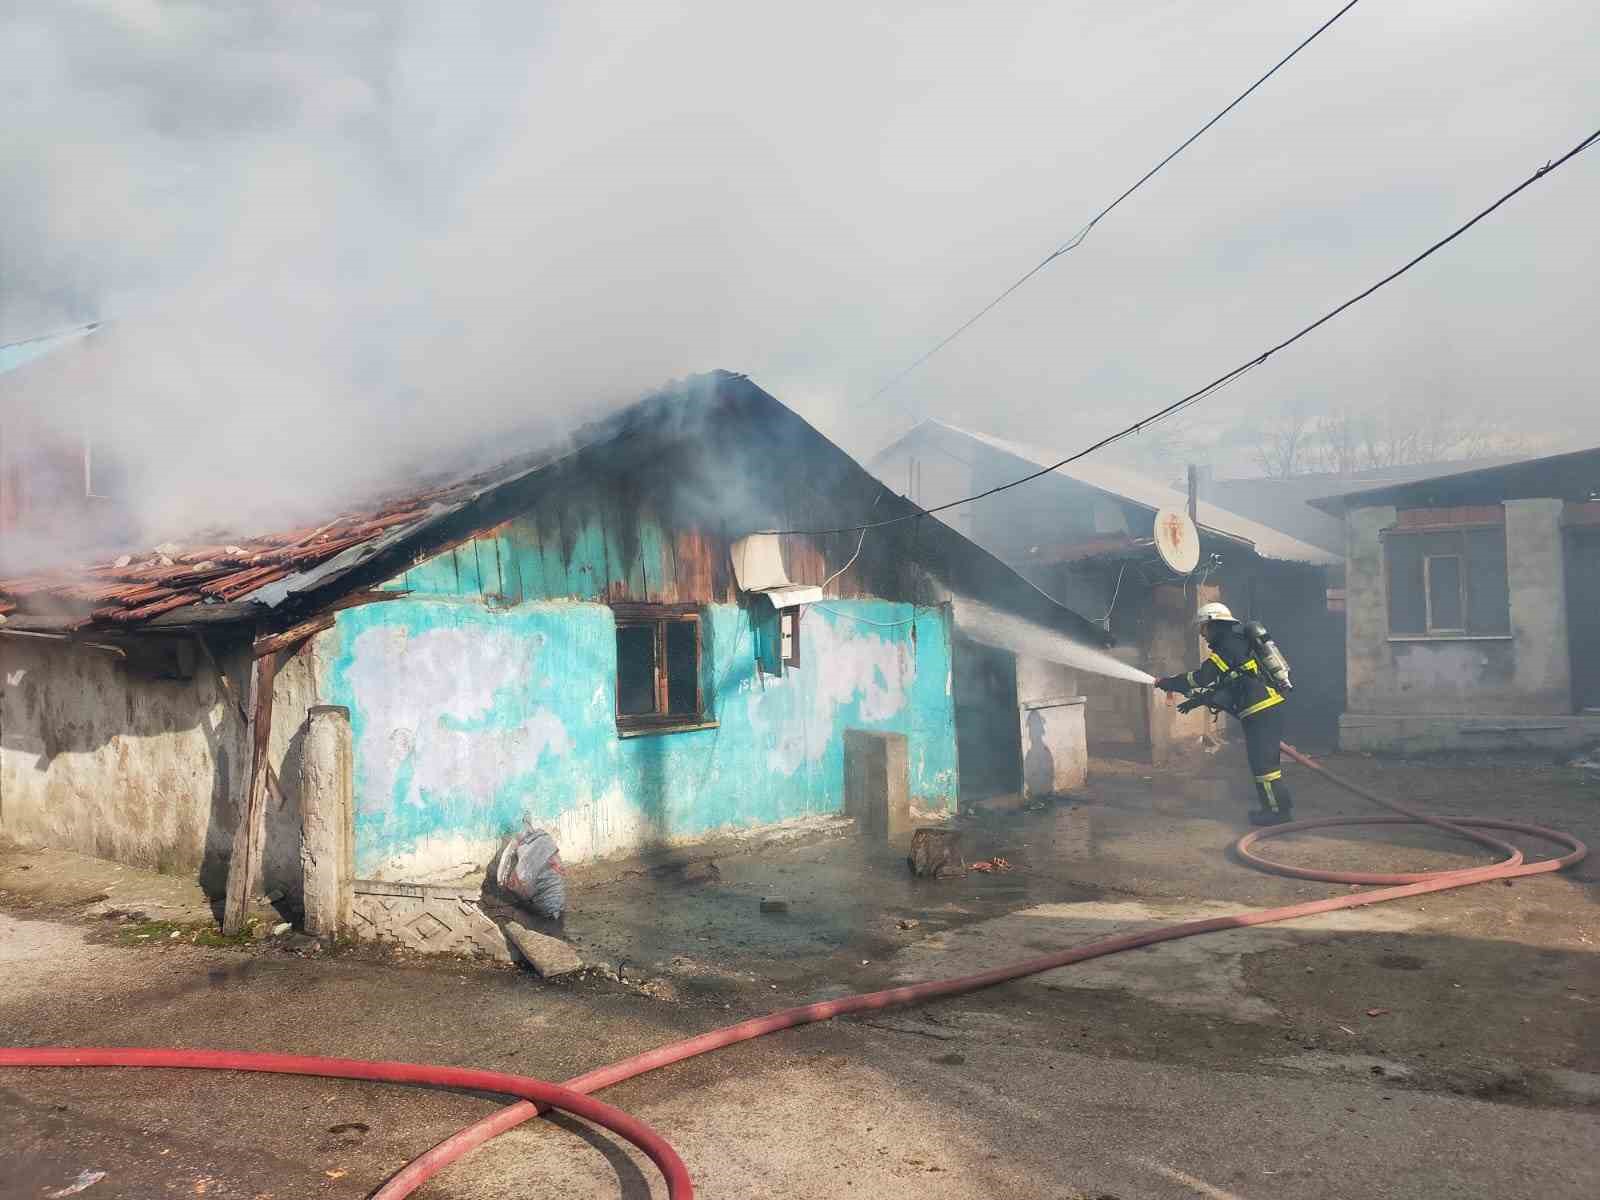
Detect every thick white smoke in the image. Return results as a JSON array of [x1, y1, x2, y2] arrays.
[[2, 2, 1596, 555]]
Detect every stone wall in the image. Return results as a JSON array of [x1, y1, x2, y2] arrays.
[[0, 633, 323, 901]]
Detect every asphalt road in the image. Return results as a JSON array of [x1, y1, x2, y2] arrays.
[[4, 908, 1595, 1200]]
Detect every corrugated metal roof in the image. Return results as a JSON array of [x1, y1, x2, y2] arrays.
[[896, 421, 1340, 566]]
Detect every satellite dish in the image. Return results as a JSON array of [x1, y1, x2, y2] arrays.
[[1152, 507, 1200, 575]]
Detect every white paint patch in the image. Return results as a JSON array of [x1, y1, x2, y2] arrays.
[[748, 613, 911, 775], [547, 783, 657, 864], [367, 828, 501, 883], [345, 623, 572, 812]]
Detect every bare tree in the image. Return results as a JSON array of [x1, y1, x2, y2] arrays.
[[1251, 401, 1316, 478], [1102, 411, 1202, 479], [1253, 397, 1526, 478]]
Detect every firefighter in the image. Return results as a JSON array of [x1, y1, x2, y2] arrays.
[[1152, 601, 1293, 826]]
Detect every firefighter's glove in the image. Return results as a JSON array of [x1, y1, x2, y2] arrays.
[[1177, 697, 1205, 715]]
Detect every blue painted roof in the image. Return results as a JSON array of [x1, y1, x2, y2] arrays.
[[0, 322, 99, 377]]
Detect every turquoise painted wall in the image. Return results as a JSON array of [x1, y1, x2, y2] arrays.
[[325, 591, 957, 877]]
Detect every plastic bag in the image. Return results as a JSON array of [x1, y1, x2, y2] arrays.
[[494, 828, 566, 919]]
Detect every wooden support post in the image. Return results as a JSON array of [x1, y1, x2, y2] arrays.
[[222, 650, 280, 935], [253, 614, 335, 659], [300, 705, 354, 938], [197, 636, 288, 810]]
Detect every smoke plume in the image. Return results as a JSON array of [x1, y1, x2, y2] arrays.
[[2, 2, 1596, 558]]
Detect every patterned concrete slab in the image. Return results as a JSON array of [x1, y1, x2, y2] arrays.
[[349, 879, 513, 961]]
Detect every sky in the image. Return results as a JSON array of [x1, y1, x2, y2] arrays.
[[2, 0, 1597, 540]]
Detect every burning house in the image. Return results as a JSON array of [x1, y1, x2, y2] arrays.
[[0, 371, 1108, 952]]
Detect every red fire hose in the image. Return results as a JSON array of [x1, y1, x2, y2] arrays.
[[0, 1047, 694, 1199], [1, 745, 1586, 1200]]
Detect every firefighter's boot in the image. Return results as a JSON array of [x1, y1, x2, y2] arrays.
[[1248, 774, 1293, 826]]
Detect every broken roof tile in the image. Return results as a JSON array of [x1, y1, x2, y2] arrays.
[[0, 430, 529, 630]]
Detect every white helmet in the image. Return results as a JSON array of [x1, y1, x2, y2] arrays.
[[1194, 601, 1237, 626]]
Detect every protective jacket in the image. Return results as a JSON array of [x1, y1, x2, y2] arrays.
[[1161, 624, 1285, 721]]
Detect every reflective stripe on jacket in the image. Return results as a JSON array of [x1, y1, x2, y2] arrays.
[[1178, 625, 1284, 720]]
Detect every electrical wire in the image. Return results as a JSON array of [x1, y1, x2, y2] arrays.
[[1098, 562, 1130, 629], [819, 528, 868, 594], [811, 604, 922, 627], [772, 125, 1600, 538], [870, 0, 1364, 403]]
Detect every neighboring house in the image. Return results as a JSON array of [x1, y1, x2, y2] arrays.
[[1310, 447, 1600, 753], [873, 421, 1344, 754], [0, 371, 1108, 952], [1201, 458, 1527, 556], [0, 322, 131, 565]]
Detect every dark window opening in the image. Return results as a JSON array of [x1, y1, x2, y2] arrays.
[[1386, 524, 1509, 637], [612, 605, 707, 733], [615, 624, 658, 716], [665, 620, 698, 714], [780, 606, 801, 668], [1425, 555, 1464, 632]]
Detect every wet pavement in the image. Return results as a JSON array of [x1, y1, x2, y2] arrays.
[[4, 748, 1599, 1196]]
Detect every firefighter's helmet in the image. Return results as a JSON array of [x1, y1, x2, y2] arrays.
[[1194, 601, 1237, 626]]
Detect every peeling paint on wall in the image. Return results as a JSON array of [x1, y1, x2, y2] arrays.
[[326, 595, 957, 880]]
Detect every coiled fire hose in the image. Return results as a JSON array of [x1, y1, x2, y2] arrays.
[[1, 745, 1585, 1200]]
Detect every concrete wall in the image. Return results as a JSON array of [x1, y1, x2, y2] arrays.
[[1016, 655, 1076, 706], [1346, 501, 1572, 719], [1505, 499, 1572, 712], [0, 635, 320, 899], [1341, 499, 1581, 750], [324, 595, 958, 881], [1020, 698, 1087, 798], [1016, 655, 1086, 797]]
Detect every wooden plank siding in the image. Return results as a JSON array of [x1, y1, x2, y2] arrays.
[[377, 377, 1040, 620]]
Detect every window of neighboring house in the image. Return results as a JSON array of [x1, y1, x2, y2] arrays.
[[1385, 521, 1510, 637], [612, 604, 708, 734], [779, 606, 801, 668], [1424, 554, 1463, 632]]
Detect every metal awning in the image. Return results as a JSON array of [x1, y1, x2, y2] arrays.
[[729, 535, 824, 608]]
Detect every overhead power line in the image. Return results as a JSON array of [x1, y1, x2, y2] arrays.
[[870, 0, 1364, 403], [778, 125, 1600, 538]]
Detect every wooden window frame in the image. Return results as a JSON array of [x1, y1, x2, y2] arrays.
[[779, 606, 801, 669], [1383, 521, 1511, 640], [1423, 553, 1465, 634], [612, 603, 711, 736]]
